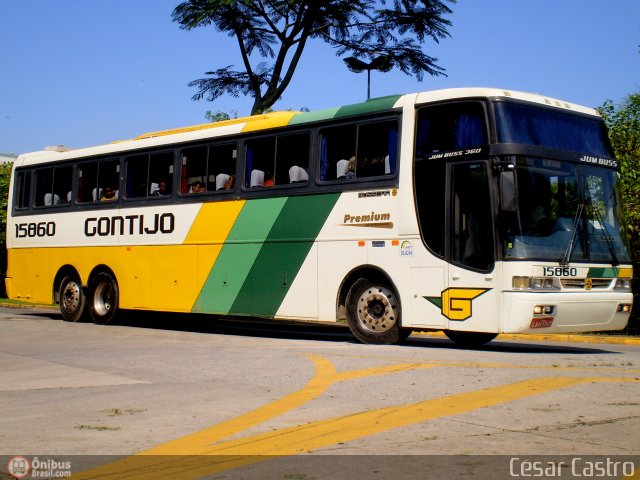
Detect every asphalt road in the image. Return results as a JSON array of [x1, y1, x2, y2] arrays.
[[1, 307, 639, 479]]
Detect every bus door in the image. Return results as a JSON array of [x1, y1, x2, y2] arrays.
[[445, 161, 500, 333]]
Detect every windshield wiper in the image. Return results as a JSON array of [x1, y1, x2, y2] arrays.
[[559, 203, 584, 266]]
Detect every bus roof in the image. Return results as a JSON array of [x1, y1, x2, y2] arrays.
[[15, 87, 600, 167]]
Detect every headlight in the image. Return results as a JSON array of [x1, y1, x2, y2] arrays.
[[614, 278, 632, 291], [512, 276, 560, 291]]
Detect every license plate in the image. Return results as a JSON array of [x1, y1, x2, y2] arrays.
[[530, 317, 554, 329]]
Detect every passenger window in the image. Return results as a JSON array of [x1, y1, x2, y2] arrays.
[[244, 133, 309, 188], [356, 121, 397, 178], [126, 152, 174, 198], [14, 171, 31, 209], [181, 144, 237, 193], [245, 137, 275, 188], [276, 134, 310, 185], [34, 166, 72, 207], [415, 102, 487, 157], [78, 159, 120, 202], [319, 125, 356, 181], [319, 120, 397, 181]]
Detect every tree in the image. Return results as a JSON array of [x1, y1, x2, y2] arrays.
[[172, 0, 454, 114], [598, 93, 640, 330], [0, 162, 13, 297]]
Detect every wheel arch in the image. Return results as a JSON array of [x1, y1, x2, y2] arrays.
[[88, 264, 118, 287], [53, 265, 83, 304], [337, 265, 400, 321]]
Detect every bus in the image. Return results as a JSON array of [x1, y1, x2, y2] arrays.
[[5, 87, 633, 345]]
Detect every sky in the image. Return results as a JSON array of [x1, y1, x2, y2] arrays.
[[1, 0, 639, 155]]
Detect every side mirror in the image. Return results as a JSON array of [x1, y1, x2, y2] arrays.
[[500, 170, 516, 212]]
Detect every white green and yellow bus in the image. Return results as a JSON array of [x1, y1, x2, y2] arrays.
[[6, 88, 633, 345]]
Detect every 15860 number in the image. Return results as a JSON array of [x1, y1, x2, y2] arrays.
[[15, 221, 56, 238], [542, 266, 577, 277]]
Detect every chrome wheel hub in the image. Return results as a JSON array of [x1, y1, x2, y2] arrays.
[[356, 286, 398, 333]]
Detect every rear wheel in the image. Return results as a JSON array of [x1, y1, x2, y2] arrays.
[[89, 272, 119, 324], [346, 278, 410, 345], [444, 330, 497, 347], [59, 275, 87, 322]]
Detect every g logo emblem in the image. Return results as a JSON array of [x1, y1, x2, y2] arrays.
[[425, 288, 491, 321]]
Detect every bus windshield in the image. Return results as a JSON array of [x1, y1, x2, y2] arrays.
[[494, 102, 613, 157], [501, 157, 631, 263]]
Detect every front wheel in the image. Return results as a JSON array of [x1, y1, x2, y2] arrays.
[[89, 272, 119, 324], [59, 275, 87, 322], [346, 278, 410, 345], [444, 330, 498, 347]]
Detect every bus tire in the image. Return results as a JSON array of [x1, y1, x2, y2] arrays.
[[59, 275, 87, 322], [346, 278, 409, 345], [444, 330, 497, 347], [89, 272, 119, 325]]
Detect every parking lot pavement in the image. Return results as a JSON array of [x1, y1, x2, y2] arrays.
[[1, 307, 639, 479]]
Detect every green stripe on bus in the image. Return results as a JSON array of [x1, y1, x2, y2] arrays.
[[229, 193, 341, 316], [193, 197, 288, 314], [288, 107, 341, 125], [587, 267, 621, 278], [334, 95, 402, 119]]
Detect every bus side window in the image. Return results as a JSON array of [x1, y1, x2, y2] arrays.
[[319, 125, 356, 181], [181, 146, 207, 194], [54, 166, 72, 204], [35, 166, 72, 207], [356, 121, 398, 178], [126, 152, 173, 198], [415, 102, 487, 156], [15, 171, 31, 209], [78, 159, 120, 203], [245, 137, 275, 188], [275, 133, 309, 185], [210, 144, 237, 191], [149, 152, 174, 197]]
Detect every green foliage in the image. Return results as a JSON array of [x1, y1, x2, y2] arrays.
[[0, 162, 13, 297], [204, 110, 232, 122], [173, 0, 454, 114], [598, 93, 640, 329], [0, 162, 13, 247]]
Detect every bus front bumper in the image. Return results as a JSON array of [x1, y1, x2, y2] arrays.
[[502, 291, 632, 334]]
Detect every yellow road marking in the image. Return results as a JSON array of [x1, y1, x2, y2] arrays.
[[141, 354, 434, 454], [70, 354, 639, 480]]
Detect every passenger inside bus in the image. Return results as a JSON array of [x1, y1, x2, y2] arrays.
[[191, 181, 205, 193], [100, 186, 117, 201], [151, 180, 169, 196], [336, 157, 355, 179]]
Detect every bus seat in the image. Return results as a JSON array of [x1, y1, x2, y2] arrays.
[[44, 193, 61, 205], [250, 169, 265, 187], [92, 188, 103, 201], [216, 173, 230, 190], [336, 159, 349, 178], [289, 166, 308, 183]]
